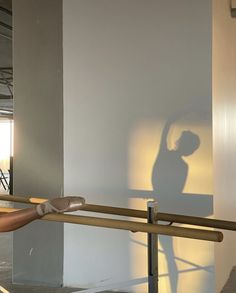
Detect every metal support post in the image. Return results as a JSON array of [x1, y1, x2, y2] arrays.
[[147, 201, 158, 293]]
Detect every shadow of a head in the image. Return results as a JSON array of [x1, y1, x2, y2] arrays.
[[175, 131, 200, 157]]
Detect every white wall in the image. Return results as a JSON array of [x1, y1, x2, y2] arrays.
[[213, 0, 236, 291], [63, 1, 213, 292]]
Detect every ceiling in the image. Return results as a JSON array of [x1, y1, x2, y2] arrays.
[[0, 0, 12, 119]]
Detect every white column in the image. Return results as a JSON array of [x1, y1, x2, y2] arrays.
[[13, 0, 64, 286], [213, 0, 236, 291]]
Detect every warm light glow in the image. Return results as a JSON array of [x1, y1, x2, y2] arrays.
[[30, 197, 47, 204], [128, 121, 162, 191], [0, 207, 16, 213], [129, 198, 171, 292], [128, 118, 213, 292], [128, 120, 213, 195], [129, 198, 214, 293], [129, 198, 149, 293], [0, 285, 10, 293], [0, 121, 12, 172]]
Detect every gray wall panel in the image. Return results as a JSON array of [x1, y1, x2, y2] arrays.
[[12, 0, 64, 286]]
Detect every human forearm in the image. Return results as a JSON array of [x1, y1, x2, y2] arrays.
[[0, 196, 85, 232], [0, 207, 40, 232]]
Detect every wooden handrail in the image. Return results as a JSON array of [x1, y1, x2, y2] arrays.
[[1, 194, 236, 231], [0, 206, 223, 242]]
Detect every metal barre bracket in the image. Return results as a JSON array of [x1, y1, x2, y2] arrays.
[[147, 201, 158, 293]]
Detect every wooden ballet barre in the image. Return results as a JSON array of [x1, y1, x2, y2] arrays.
[[78, 205, 236, 232], [1, 194, 236, 231], [0, 206, 223, 242], [157, 212, 236, 231]]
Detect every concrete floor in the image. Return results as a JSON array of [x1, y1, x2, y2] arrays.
[[0, 270, 83, 293], [0, 230, 126, 293], [221, 267, 236, 293], [0, 218, 80, 292]]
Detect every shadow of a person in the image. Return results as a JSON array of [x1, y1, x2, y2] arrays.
[[151, 118, 200, 293]]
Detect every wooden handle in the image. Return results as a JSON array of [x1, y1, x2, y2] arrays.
[[1, 194, 236, 231], [0, 206, 223, 242]]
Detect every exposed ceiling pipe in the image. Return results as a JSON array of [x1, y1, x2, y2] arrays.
[[0, 32, 11, 40], [0, 6, 12, 16], [0, 67, 13, 72], [0, 94, 12, 99], [0, 6, 13, 117], [0, 20, 12, 31]]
